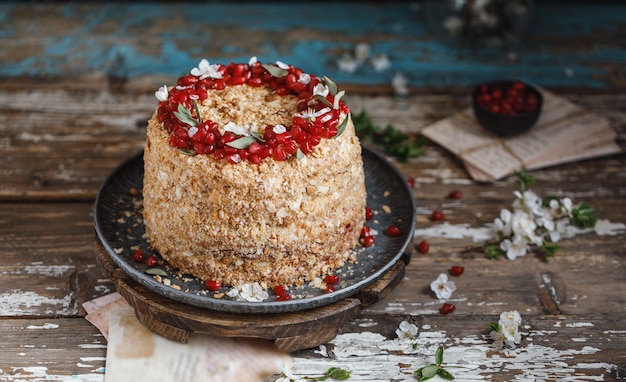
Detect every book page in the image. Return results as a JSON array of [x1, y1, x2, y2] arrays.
[[421, 88, 621, 181], [105, 309, 291, 382]]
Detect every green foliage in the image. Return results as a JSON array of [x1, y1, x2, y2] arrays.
[[352, 110, 426, 162]]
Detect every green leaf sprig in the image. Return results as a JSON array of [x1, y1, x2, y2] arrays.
[[352, 110, 425, 162], [414, 346, 455, 381], [277, 367, 351, 381], [571, 203, 597, 228], [514, 167, 535, 192]]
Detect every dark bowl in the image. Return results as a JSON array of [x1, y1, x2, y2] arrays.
[[472, 80, 543, 137]]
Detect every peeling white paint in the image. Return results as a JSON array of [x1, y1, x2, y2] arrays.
[[0, 291, 76, 316], [566, 322, 595, 328], [2, 366, 104, 381], [286, 329, 615, 381], [26, 323, 59, 330], [414, 222, 494, 242]]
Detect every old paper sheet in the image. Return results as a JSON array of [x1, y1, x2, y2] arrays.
[[421, 89, 621, 181]]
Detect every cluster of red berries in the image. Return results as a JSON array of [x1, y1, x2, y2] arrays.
[[156, 61, 349, 164], [475, 81, 540, 115]]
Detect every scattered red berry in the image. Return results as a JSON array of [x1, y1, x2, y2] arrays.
[[430, 210, 445, 221], [205, 280, 221, 291], [386, 225, 402, 237], [449, 266, 465, 276], [273, 285, 286, 296], [276, 293, 291, 301], [416, 240, 430, 254], [362, 236, 375, 247], [360, 225, 372, 238], [325, 284, 336, 293], [146, 255, 158, 267], [324, 275, 339, 284], [440, 303, 456, 315], [407, 177, 415, 188], [132, 249, 144, 263], [447, 190, 463, 199], [365, 207, 374, 220]]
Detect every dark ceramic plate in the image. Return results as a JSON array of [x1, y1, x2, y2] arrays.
[[94, 146, 415, 314]]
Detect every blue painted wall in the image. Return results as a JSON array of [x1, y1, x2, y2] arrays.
[[1, 2, 625, 89]]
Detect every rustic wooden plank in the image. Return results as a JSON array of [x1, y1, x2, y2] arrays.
[[0, 318, 106, 381], [1, 3, 626, 89], [0, 84, 624, 201], [0, 203, 115, 317]]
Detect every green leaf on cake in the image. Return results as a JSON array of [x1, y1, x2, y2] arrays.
[[334, 113, 350, 138], [262, 63, 287, 77], [321, 75, 339, 96], [174, 103, 199, 127], [249, 130, 265, 142], [226, 135, 257, 149]]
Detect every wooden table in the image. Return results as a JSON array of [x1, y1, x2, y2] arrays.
[[1, 2, 625, 381]]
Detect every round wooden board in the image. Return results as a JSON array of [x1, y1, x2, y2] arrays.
[[94, 237, 410, 352]]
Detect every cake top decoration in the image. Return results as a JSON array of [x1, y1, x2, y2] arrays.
[[154, 57, 351, 164]]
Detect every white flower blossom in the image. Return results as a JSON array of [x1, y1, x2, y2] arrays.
[[494, 208, 513, 237], [355, 43, 370, 63], [154, 85, 169, 102], [312, 83, 329, 98], [226, 282, 268, 302], [187, 126, 198, 138], [276, 60, 290, 69], [396, 320, 419, 340], [499, 310, 522, 327], [337, 53, 359, 73], [298, 72, 311, 85], [248, 56, 258, 65], [513, 190, 544, 217], [190, 59, 223, 80], [500, 235, 529, 260], [223, 122, 250, 136], [391, 72, 409, 97], [491, 310, 522, 350], [295, 107, 331, 122], [273, 124, 287, 134], [371, 53, 391, 72], [430, 273, 456, 300]]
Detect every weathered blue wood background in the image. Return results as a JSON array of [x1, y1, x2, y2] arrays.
[[1, 2, 625, 89]]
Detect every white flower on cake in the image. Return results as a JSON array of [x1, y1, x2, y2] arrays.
[[430, 273, 456, 300], [154, 85, 169, 102], [295, 107, 331, 123], [275, 60, 290, 69], [223, 122, 250, 136], [190, 59, 223, 80], [395, 320, 419, 341], [273, 124, 287, 134], [248, 56, 258, 65], [226, 282, 268, 302], [312, 83, 329, 98], [187, 126, 199, 138], [298, 72, 311, 85]]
